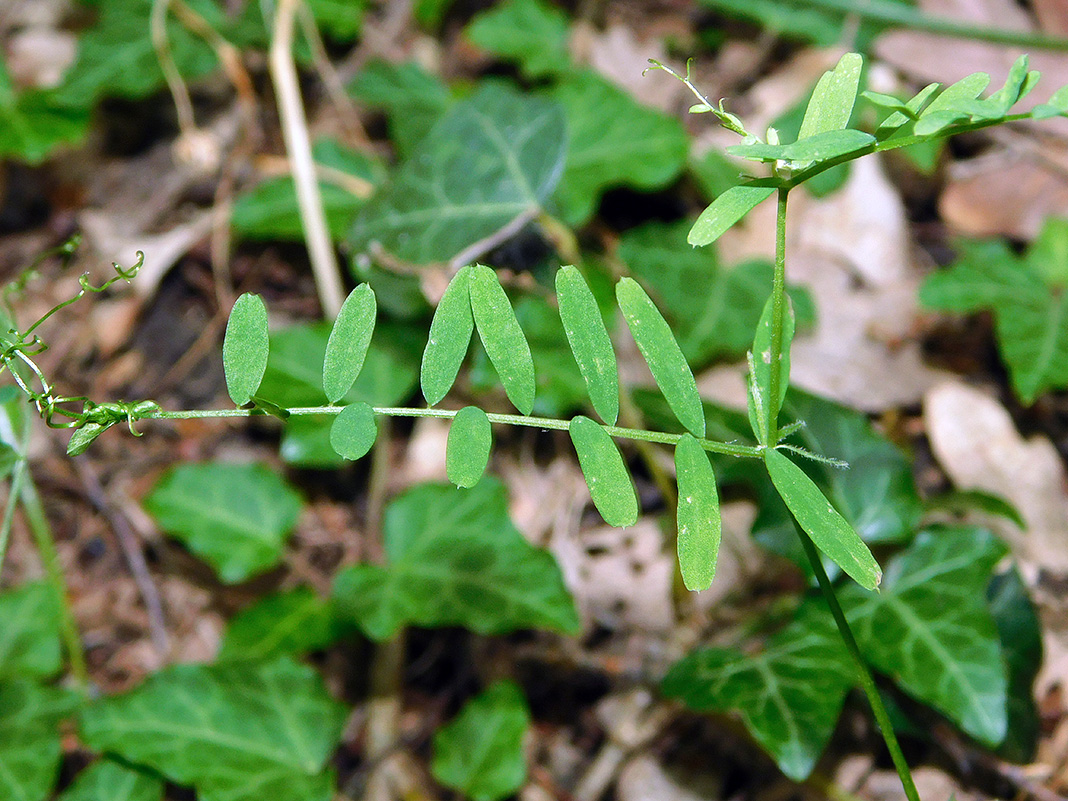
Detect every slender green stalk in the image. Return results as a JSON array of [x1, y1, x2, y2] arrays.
[[149, 405, 764, 458], [766, 188, 790, 444], [0, 457, 28, 577], [797, 528, 920, 801], [19, 472, 89, 692]]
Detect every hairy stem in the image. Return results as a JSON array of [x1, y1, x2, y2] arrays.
[[269, 0, 345, 318], [797, 529, 920, 801]]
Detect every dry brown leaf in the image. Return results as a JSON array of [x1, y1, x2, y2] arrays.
[[580, 23, 684, 112]]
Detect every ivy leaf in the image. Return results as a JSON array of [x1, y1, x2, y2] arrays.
[[329, 402, 378, 460], [332, 480, 580, 640], [674, 434, 721, 591], [798, 52, 863, 139], [689, 184, 776, 247], [223, 293, 270, 407], [305, 0, 368, 41], [616, 278, 705, 438], [432, 681, 530, 801], [988, 568, 1042, 762], [218, 587, 343, 663], [422, 265, 475, 406], [568, 415, 638, 527], [555, 266, 619, 425], [469, 265, 536, 415], [548, 70, 689, 226], [841, 526, 1009, 745], [619, 220, 814, 367], [465, 0, 571, 79], [0, 581, 62, 679], [0, 681, 79, 801], [447, 406, 492, 488], [144, 463, 303, 584], [323, 284, 377, 404], [79, 658, 346, 801], [919, 224, 1068, 403], [0, 57, 89, 164], [663, 601, 854, 781], [347, 60, 452, 157], [349, 83, 566, 265], [231, 139, 384, 241], [764, 448, 881, 590], [59, 760, 163, 801]]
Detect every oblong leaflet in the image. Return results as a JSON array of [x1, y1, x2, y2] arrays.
[[556, 266, 619, 425], [568, 415, 637, 528]]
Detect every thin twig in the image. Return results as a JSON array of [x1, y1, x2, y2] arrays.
[[270, 0, 346, 318], [151, 0, 198, 138]]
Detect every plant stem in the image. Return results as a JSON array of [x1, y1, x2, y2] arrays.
[[0, 457, 28, 577], [269, 0, 345, 318], [765, 188, 790, 444], [19, 472, 89, 692], [797, 529, 920, 801], [149, 406, 763, 458]]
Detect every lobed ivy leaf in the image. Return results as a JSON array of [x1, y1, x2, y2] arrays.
[[674, 434, 721, 592], [0, 681, 79, 801], [323, 284, 377, 403], [555, 266, 619, 425], [469, 265, 536, 415], [79, 658, 346, 801], [347, 60, 453, 157], [422, 265, 475, 406], [919, 222, 1068, 403], [144, 463, 303, 584], [548, 70, 689, 226], [764, 448, 881, 590], [218, 587, 343, 663], [59, 760, 163, 801], [349, 83, 567, 265], [748, 296, 794, 446], [432, 680, 530, 801], [798, 52, 863, 139], [332, 480, 580, 640], [0, 581, 62, 680], [841, 526, 1008, 745], [329, 402, 378, 461], [617, 278, 705, 438], [223, 293, 270, 407], [0, 57, 89, 164], [688, 184, 776, 247], [663, 601, 854, 781], [465, 0, 572, 79], [447, 406, 492, 488], [568, 415, 639, 528]]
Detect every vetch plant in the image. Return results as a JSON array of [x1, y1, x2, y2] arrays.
[[1, 48, 1062, 799]]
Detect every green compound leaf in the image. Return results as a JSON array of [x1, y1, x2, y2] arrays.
[[0, 57, 89, 164], [432, 681, 530, 801], [218, 587, 342, 663], [619, 220, 814, 367], [568, 415, 638, 528], [349, 83, 566, 265], [674, 434, 721, 592], [465, 0, 571, 80], [223, 293, 270, 407], [841, 526, 1008, 746], [347, 59, 452, 157], [332, 479, 580, 640], [447, 406, 492, 488], [689, 184, 776, 247], [79, 658, 346, 801], [0, 581, 62, 680], [910, 72, 991, 136], [330, 402, 378, 461], [748, 295, 794, 446], [59, 760, 163, 801], [663, 601, 854, 781], [555, 266, 619, 425], [727, 129, 874, 167], [0, 681, 79, 801], [423, 265, 475, 406], [919, 224, 1068, 403], [798, 52, 863, 139], [548, 70, 689, 226], [617, 278, 705, 438], [764, 448, 881, 590], [469, 265, 536, 415], [324, 284, 377, 403], [232, 139, 384, 241], [144, 463, 303, 584]]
